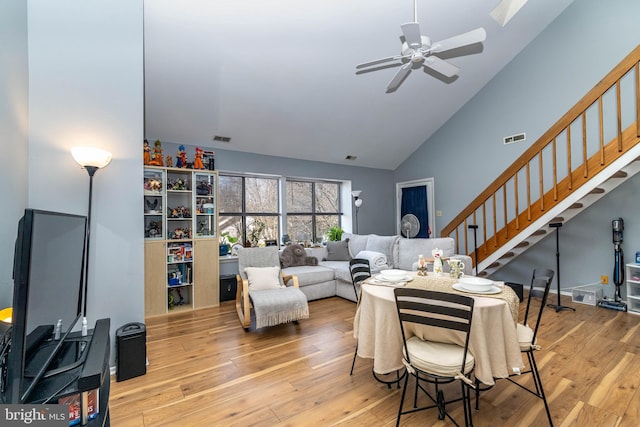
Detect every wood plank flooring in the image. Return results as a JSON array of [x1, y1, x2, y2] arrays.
[[109, 294, 640, 426]]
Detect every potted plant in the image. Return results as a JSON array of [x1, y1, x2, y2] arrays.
[[219, 232, 238, 256], [325, 226, 344, 242]]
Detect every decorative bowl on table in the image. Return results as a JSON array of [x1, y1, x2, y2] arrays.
[[457, 276, 495, 292]]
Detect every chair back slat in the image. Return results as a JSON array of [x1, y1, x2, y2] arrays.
[[350, 258, 371, 301], [394, 288, 474, 371], [523, 268, 555, 326]]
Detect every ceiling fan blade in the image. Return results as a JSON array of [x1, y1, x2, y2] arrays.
[[430, 27, 487, 53], [401, 22, 422, 49], [356, 55, 403, 70], [386, 62, 412, 91], [423, 56, 459, 77]]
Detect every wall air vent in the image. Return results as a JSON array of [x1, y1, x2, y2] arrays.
[[503, 132, 526, 145], [212, 135, 232, 143], [345, 155, 357, 161]]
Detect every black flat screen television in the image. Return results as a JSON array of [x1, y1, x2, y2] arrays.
[[5, 209, 87, 403]]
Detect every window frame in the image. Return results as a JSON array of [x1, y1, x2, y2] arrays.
[[218, 173, 344, 247], [285, 178, 342, 243], [218, 173, 281, 247]]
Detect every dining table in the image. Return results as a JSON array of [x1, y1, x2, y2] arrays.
[[353, 272, 524, 386]]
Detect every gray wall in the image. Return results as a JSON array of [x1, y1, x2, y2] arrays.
[[0, 1, 29, 309], [158, 142, 398, 236], [0, 0, 144, 366], [395, 0, 640, 294]]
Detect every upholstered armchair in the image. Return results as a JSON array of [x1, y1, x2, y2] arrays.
[[235, 247, 309, 330]]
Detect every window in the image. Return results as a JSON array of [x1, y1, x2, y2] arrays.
[[218, 175, 280, 247], [286, 179, 341, 243]]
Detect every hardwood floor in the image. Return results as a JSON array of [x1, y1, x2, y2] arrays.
[[109, 294, 640, 426]]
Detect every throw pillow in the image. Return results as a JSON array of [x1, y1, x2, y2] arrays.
[[244, 266, 283, 290], [325, 240, 351, 261]]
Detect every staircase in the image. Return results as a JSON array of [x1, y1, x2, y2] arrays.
[[441, 45, 640, 276]]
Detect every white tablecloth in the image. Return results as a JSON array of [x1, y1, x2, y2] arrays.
[[353, 278, 524, 385]]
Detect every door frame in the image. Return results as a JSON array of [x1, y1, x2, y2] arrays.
[[395, 178, 436, 237]]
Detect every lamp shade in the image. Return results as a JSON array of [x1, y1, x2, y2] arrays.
[[0, 307, 12, 324], [354, 198, 363, 208], [71, 147, 112, 169]]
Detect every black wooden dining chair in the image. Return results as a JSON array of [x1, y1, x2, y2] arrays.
[[394, 288, 475, 427], [349, 258, 370, 375], [505, 268, 555, 426]]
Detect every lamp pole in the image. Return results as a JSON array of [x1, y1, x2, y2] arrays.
[[352, 191, 362, 234], [71, 147, 112, 319], [82, 166, 99, 318], [547, 222, 575, 312]]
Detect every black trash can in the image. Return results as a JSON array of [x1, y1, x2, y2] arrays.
[[116, 322, 147, 382], [220, 274, 237, 302]]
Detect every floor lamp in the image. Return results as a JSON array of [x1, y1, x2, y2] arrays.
[[352, 190, 363, 234], [71, 147, 113, 320], [546, 222, 575, 313]]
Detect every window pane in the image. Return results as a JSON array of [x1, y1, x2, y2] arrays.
[[287, 215, 312, 243], [246, 177, 278, 213], [287, 181, 312, 213], [219, 176, 242, 213], [315, 215, 340, 241], [246, 215, 279, 247], [219, 215, 242, 244], [315, 182, 340, 213]]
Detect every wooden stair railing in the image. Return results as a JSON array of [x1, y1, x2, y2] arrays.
[[441, 44, 640, 270]]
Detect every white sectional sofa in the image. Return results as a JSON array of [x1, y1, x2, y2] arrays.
[[281, 233, 472, 303]]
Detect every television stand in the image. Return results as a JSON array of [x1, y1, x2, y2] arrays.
[[13, 318, 111, 426]]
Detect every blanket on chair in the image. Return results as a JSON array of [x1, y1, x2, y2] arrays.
[[250, 287, 309, 329]]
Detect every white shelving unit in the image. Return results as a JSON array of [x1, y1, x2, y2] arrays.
[[144, 166, 219, 316], [626, 263, 640, 314]]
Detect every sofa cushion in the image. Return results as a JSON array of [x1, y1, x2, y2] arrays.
[[283, 265, 335, 286], [326, 240, 351, 261], [397, 237, 456, 271], [343, 233, 369, 258], [320, 261, 351, 282]]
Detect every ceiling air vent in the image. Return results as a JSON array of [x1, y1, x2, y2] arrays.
[[503, 132, 526, 145], [212, 135, 232, 143], [345, 155, 357, 161]]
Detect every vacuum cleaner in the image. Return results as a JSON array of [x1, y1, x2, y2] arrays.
[[598, 218, 628, 311]]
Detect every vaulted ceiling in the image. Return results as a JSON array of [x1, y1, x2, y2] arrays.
[[143, 0, 575, 170]]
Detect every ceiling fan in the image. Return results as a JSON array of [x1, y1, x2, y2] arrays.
[[356, 0, 487, 92]]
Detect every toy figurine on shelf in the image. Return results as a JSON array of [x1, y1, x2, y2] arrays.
[[143, 139, 151, 165], [149, 140, 164, 166], [165, 155, 173, 167], [176, 145, 188, 168], [193, 147, 205, 169]]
